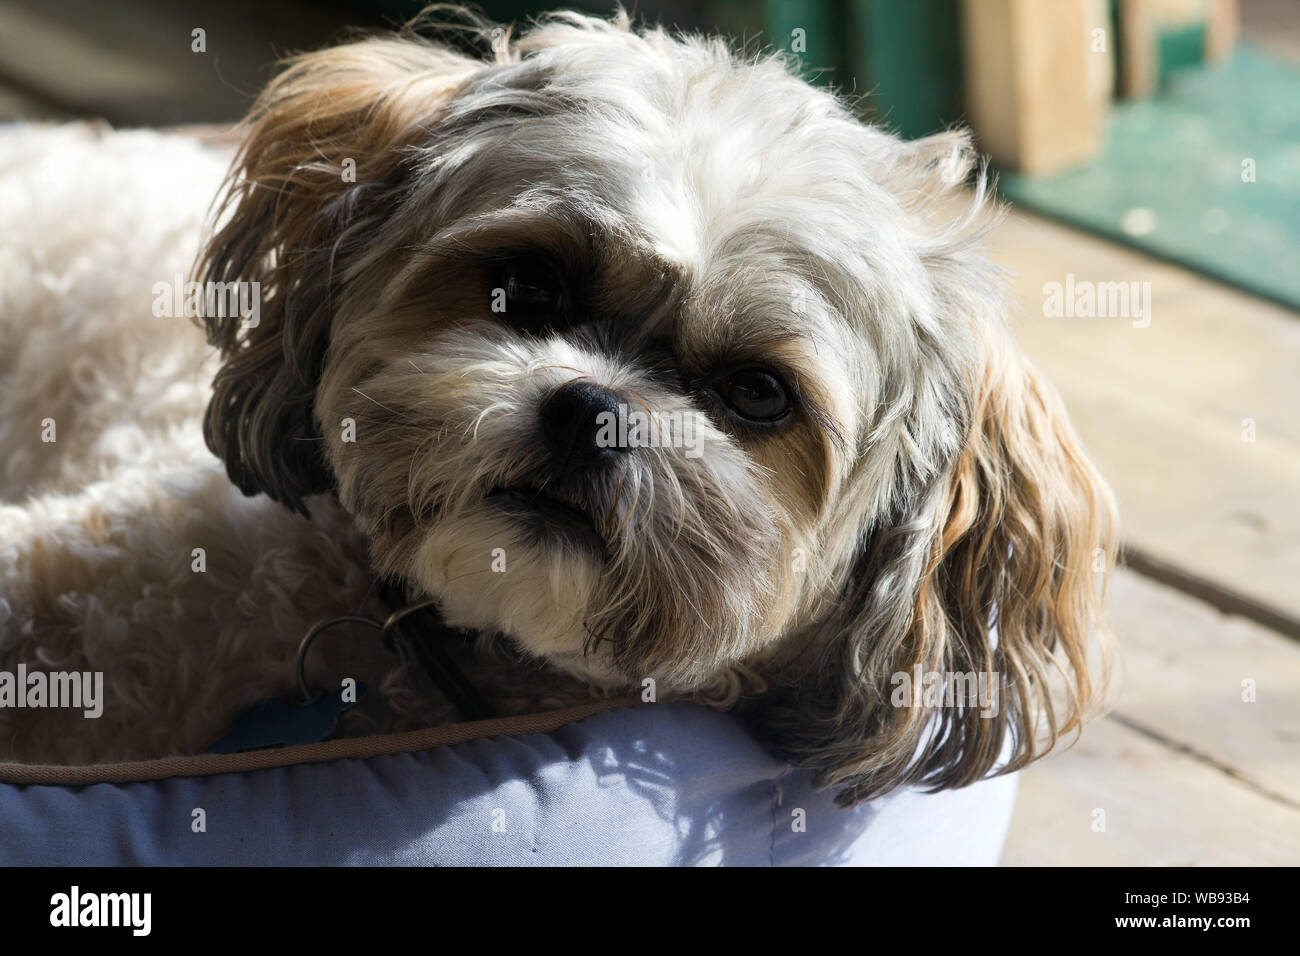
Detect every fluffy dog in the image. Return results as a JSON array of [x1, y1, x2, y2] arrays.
[[0, 8, 1114, 805]]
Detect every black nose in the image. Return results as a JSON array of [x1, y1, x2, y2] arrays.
[[540, 381, 626, 470]]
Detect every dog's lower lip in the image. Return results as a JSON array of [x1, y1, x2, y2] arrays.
[[489, 486, 605, 543]]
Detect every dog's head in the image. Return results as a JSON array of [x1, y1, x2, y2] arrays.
[[198, 8, 1116, 804]]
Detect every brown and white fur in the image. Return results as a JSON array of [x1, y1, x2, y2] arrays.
[[0, 8, 1115, 805]]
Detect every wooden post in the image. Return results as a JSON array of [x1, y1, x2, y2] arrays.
[[960, 0, 1105, 174], [1120, 0, 1239, 98]]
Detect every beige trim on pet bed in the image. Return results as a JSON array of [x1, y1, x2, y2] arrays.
[[0, 695, 641, 787]]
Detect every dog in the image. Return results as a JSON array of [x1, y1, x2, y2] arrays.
[[0, 7, 1115, 806]]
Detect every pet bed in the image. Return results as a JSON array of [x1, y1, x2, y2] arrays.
[[0, 699, 1016, 865]]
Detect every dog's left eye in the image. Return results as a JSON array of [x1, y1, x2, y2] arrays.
[[715, 368, 792, 423], [498, 258, 564, 326]]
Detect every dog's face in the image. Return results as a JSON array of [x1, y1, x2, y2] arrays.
[[199, 11, 1116, 804]]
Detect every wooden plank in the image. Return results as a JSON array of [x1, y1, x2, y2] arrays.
[[1105, 568, 1300, 801], [960, 0, 1103, 173], [985, 207, 1300, 620], [1122, 545, 1300, 641], [1002, 714, 1300, 865], [1120, 0, 1205, 97], [1119, 0, 1236, 97], [1207, 0, 1240, 60], [1004, 567, 1300, 864]]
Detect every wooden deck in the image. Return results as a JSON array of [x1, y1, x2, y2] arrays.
[[990, 208, 1300, 865]]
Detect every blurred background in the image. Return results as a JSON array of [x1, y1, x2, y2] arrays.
[[2, 0, 1296, 864]]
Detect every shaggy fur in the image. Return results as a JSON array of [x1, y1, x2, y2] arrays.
[[0, 8, 1115, 806]]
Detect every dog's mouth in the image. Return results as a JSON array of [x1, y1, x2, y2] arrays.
[[488, 485, 607, 549]]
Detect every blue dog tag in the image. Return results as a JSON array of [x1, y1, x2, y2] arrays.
[[206, 684, 367, 754]]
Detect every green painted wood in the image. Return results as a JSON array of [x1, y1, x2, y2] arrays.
[[761, 0, 844, 80], [849, 0, 964, 138], [1157, 22, 1209, 87]]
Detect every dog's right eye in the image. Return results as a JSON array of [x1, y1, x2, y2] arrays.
[[496, 258, 564, 331], [714, 367, 793, 424]]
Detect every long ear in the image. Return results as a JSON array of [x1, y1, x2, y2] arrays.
[[923, 339, 1117, 789], [758, 335, 1117, 808], [750, 128, 1116, 806], [196, 31, 484, 513]]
